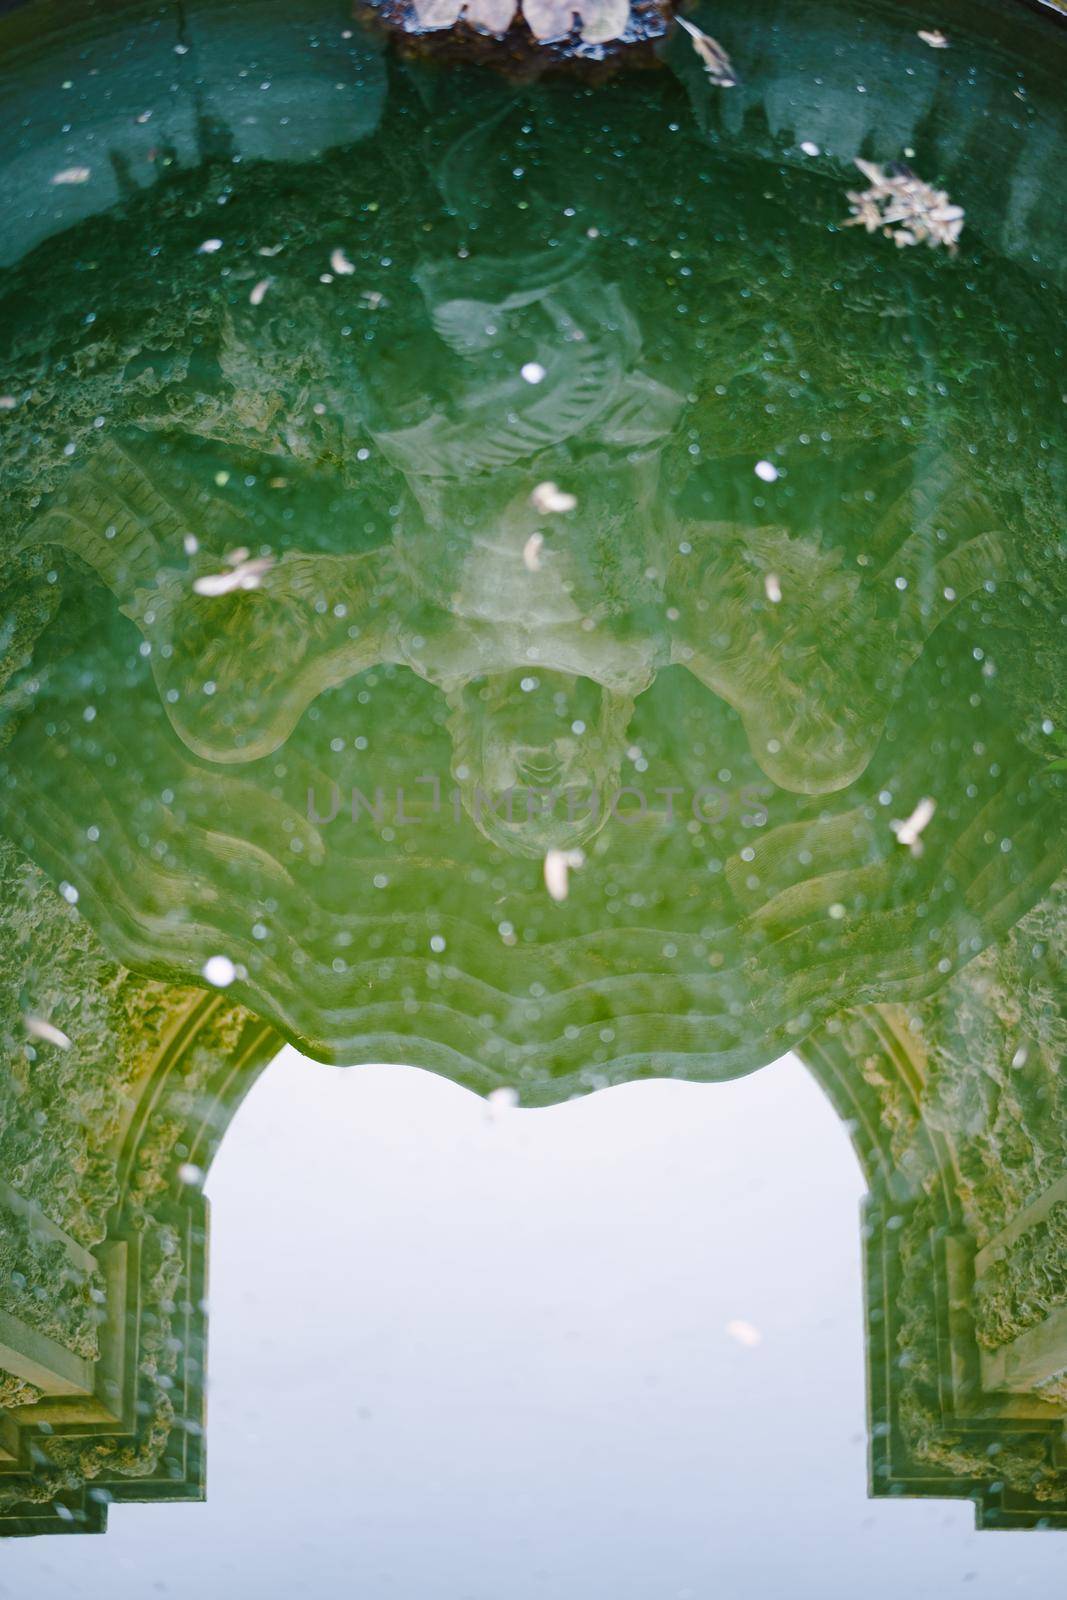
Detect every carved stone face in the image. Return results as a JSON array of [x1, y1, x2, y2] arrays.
[[447, 669, 633, 853]]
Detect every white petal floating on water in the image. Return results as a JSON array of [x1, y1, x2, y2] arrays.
[[726, 1319, 763, 1348], [249, 277, 271, 306], [330, 248, 356, 276], [193, 554, 274, 597], [198, 238, 223, 254], [193, 570, 243, 597], [520, 361, 547, 385], [530, 481, 577, 514], [918, 28, 949, 47], [754, 459, 779, 483], [800, 141, 820, 157], [463, 0, 516, 34], [202, 954, 237, 988], [764, 572, 782, 604], [523, 0, 581, 40], [523, 531, 544, 572], [412, 0, 465, 27], [50, 166, 91, 185], [890, 795, 937, 855], [579, 0, 630, 46], [544, 848, 585, 903], [23, 1014, 72, 1050]]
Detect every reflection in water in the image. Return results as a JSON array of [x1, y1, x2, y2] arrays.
[[0, 0, 1064, 1549]]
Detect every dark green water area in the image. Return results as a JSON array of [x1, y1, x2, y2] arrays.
[[0, 0, 1064, 1543]]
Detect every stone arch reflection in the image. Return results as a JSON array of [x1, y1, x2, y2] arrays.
[[1, 848, 1064, 1532]]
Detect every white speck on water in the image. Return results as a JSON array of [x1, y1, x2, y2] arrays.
[[198, 238, 223, 254], [202, 954, 237, 988], [890, 795, 937, 855], [51, 166, 91, 185], [1011, 1045, 1028, 1069], [330, 248, 355, 276], [178, 1163, 205, 1186], [521, 362, 546, 385], [183, 534, 199, 555], [544, 848, 584, 902], [430, 934, 446, 954], [918, 28, 949, 48], [60, 882, 79, 904], [754, 459, 779, 483], [764, 572, 782, 603], [800, 141, 820, 157], [193, 550, 273, 596], [0, 396, 16, 410], [174, 42, 189, 55], [23, 1014, 72, 1050], [726, 1319, 763, 1348], [249, 277, 271, 306], [523, 532, 544, 572], [531, 481, 577, 514]]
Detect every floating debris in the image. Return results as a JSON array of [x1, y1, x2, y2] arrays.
[[764, 572, 782, 604], [523, 531, 544, 572], [23, 1013, 72, 1050], [842, 159, 964, 254], [521, 361, 546, 385], [891, 795, 937, 856], [726, 1319, 763, 1348], [799, 141, 820, 157], [754, 459, 779, 483], [258, 243, 285, 257], [361, 289, 385, 310], [183, 533, 199, 555], [51, 166, 91, 185], [249, 277, 271, 307], [198, 238, 223, 255], [544, 848, 584, 902], [917, 28, 949, 48], [330, 248, 356, 276], [0, 396, 16, 411], [193, 549, 275, 597], [530, 481, 577, 515], [202, 954, 237, 988], [676, 16, 738, 86]]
